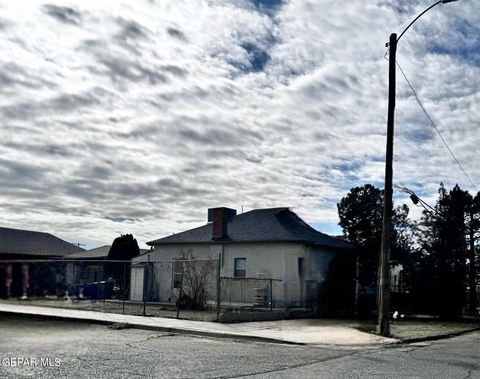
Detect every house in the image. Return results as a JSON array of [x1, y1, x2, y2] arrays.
[[390, 262, 406, 293], [65, 245, 112, 288], [65, 244, 148, 299], [131, 207, 356, 313], [0, 226, 83, 260], [0, 226, 83, 297]]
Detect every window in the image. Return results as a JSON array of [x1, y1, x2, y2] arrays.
[[172, 259, 183, 289], [298, 257, 305, 278], [234, 258, 246, 278]]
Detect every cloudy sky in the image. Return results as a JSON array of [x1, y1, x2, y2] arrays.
[[1, 0, 479, 248]]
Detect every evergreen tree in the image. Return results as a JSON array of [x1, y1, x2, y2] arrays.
[[105, 234, 140, 295], [466, 192, 480, 315], [416, 184, 470, 319], [337, 184, 412, 286], [337, 184, 383, 286], [108, 234, 140, 260]]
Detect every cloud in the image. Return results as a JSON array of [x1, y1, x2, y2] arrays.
[[42, 4, 82, 25], [0, 0, 478, 247], [166, 27, 187, 42]]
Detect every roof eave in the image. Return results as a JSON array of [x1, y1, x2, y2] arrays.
[[147, 239, 354, 249], [147, 239, 302, 245]]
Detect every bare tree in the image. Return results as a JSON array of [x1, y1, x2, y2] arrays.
[[176, 250, 216, 310]]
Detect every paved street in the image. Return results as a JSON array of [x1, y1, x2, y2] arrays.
[[0, 315, 479, 378]]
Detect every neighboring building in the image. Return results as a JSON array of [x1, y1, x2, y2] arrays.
[[131, 207, 356, 313], [0, 226, 83, 297], [65, 245, 112, 288], [67, 245, 112, 261], [390, 262, 406, 293], [387, 262, 411, 316], [65, 245, 148, 298], [0, 226, 83, 260]]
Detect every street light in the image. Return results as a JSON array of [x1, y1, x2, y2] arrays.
[[377, 0, 461, 337], [394, 184, 435, 213]]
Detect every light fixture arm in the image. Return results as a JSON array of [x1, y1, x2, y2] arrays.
[[387, 0, 459, 47], [396, 1, 442, 43]]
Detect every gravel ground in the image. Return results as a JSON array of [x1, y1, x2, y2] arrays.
[[0, 298, 218, 321]]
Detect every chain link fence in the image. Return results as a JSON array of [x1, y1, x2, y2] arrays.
[[0, 258, 284, 322], [219, 277, 282, 310], [131, 258, 219, 321], [0, 259, 135, 313]]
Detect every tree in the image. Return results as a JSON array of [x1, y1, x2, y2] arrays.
[[176, 250, 216, 310], [341, 183, 479, 318], [337, 184, 412, 287], [105, 234, 140, 297], [415, 184, 470, 319], [108, 234, 140, 260], [465, 192, 480, 315], [337, 184, 383, 286]]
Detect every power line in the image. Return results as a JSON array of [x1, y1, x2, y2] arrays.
[[394, 183, 435, 213], [395, 60, 478, 192]]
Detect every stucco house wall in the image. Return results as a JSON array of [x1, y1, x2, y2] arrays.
[[131, 243, 212, 303], [131, 241, 342, 308], [131, 207, 354, 309], [223, 242, 303, 307]]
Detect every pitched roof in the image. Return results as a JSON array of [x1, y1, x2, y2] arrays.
[[147, 208, 353, 249], [66, 245, 111, 259], [66, 245, 150, 260], [0, 226, 84, 257]]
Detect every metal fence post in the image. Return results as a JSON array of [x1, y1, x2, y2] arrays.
[[99, 265, 107, 312], [143, 255, 150, 317], [176, 270, 183, 319], [123, 262, 126, 315], [241, 280, 243, 307], [216, 254, 221, 322], [96, 264, 100, 302], [102, 261, 106, 308], [270, 279, 273, 312]]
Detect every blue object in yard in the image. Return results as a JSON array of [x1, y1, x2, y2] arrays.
[[80, 281, 115, 300]]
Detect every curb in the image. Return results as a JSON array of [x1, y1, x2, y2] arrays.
[[0, 309, 302, 346], [4, 308, 475, 347], [397, 326, 480, 344]]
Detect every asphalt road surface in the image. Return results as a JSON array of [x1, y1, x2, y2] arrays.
[[0, 315, 479, 378]]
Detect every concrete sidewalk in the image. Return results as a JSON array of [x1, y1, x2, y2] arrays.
[[1, 303, 478, 346], [0, 303, 396, 346]]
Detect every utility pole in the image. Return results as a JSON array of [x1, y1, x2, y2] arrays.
[[377, 0, 461, 336], [377, 33, 397, 337]]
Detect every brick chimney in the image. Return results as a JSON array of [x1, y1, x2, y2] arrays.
[[208, 207, 237, 239]]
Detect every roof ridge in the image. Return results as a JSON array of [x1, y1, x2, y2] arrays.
[[268, 208, 302, 240], [146, 207, 352, 249], [288, 211, 331, 236], [0, 226, 50, 235], [147, 221, 210, 245], [236, 207, 289, 216], [85, 245, 110, 251], [246, 207, 289, 211], [275, 209, 351, 247]]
